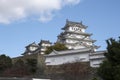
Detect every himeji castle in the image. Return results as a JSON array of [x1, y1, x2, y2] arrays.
[[13, 19, 106, 68]]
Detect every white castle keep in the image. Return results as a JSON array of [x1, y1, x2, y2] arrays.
[[57, 19, 99, 50]]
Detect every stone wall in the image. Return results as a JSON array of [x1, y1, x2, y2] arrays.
[[12, 53, 45, 68]]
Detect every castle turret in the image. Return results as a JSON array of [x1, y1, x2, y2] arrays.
[[38, 40, 52, 54], [22, 42, 39, 55]]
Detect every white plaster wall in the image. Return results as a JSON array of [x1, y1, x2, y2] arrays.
[[85, 42, 92, 45], [68, 27, 85, 33], [65, 36, 93, 48], [41, 52, 44, 54], [45, 52, 89, 65], [76, 35, 86, 39], [66, 39, 77, 43], [67, 34, 85, 39], [89, 51, 105, 67], [74, 45, 85, 49], [90, 55, 104, 59], [65, 41, 91, 49], [42, 43, 51, 46], [30, 46, 38, 51], [41, 48, 46, 51], [66, 44, 85, 49], [66, 45, 72, 49], [45, 51, 105, 67], [69, 27, 74, 31], [90, 59, 103, 67], [81, 29, 85, 32]]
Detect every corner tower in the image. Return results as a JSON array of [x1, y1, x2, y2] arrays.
[[57, 19, 99, 51]]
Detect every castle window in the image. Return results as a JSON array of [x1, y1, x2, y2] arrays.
[[80, 58, 86, 61]]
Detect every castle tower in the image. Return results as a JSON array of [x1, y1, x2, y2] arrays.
[[57, 19, 99, 51], [38, 40, 52, 54], [22, 42, 40, 55]]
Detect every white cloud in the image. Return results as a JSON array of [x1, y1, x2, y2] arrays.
[[0, 0, 80, 24]]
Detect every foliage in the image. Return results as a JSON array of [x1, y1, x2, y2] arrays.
[[3, 59, 30, 77], [26, 59, 37, 75], [13, 59, 25, 68], [45, 46, 53, 54], [0, 54, 12, 73], [91, 77, 98, 80], [45, 43, 68, 54], [2, 58, 38, 77], [98, 37, 120, 80], [0, 55, 38, 77]]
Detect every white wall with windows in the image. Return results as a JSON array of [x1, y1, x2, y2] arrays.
[[45, 52, 89, 65], [45, 50, 105, 67]]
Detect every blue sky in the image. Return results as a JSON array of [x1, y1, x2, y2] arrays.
[[0, 0, 120, 57]]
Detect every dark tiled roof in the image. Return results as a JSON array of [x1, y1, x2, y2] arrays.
[[38, 40, 52, 45], [44, 48, 92, 57], [25, 42, 39, 48], [21, 48, 40, 55], [62, 19, 88, 30]]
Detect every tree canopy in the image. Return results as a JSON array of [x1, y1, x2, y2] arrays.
[[0, 54, 12, 73], [26, 59, 37, 74], [45, 43, 68, 54], [4, 59, 30, 77], [98, 37, 120, 80]]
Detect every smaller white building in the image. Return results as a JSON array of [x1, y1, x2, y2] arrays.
[[38, 40, 52, 54], [22, 40, 52, 55], [44, 48, 106, 67], [89, 51, 106, 67], [22, 42, 40, 55]]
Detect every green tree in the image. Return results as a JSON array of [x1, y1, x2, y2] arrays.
[[0, 54, 12, 73], [98, 37, 120, 80], [45, 43, 68, 54], [91, 77, 98, 80], [4, 59, 30, 77], [26, 59, 37, 75], [13, 59, 25, 68]]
